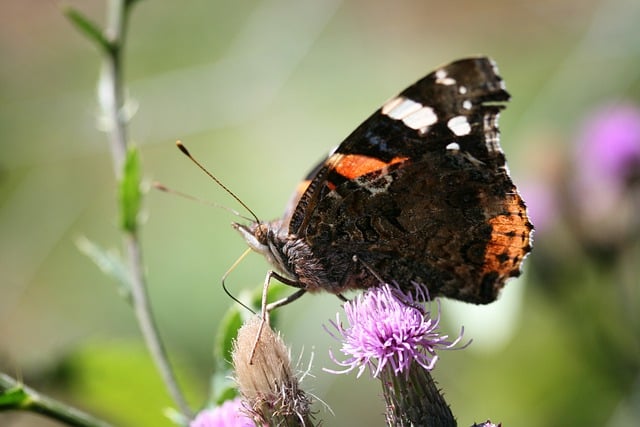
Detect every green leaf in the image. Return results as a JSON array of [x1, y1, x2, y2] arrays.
[[63, 7, 112, 53], [249, 281, 289, 328], [0, 385, 28, 409], [66, 342, 201, 426], [211, 371, 237, 406], [163, 407, 190, 426], [118, 146, 143, 233], [76, 236, 132, 302], [213, 307, 243, 373]]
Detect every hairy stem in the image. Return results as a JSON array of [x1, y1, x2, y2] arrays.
[[381, 363, 456, 427]]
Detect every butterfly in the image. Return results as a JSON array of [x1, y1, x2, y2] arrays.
[[231, 57, 533, 311]]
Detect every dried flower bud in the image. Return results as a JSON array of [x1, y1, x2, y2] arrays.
[[232, 316, 315, 426]]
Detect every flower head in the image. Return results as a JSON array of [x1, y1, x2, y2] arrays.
[[572, 102, 640, 244], [190, 398, 254, 427], [472, 421, 501, 427], [575, 102, 640, 186], [325, 283, 466, 378]]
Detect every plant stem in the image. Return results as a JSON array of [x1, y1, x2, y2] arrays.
[[0, 373, 113, 427], [101, 0, 129, 177], [380, 363, 456, 427], [125, 233, 192, 417], [99, 0, 192, 418]]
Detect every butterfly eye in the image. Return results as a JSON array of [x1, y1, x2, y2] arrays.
[[255, 223, 270, 244]]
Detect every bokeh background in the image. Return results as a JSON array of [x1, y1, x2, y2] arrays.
[[2, 0, 640, 425]]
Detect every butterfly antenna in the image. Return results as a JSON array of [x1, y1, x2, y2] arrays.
[[176, 141, 261, 224], [152, 182, 254, 222], [222, 248, 256, 314]]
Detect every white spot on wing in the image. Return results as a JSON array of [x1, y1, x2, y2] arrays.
[[448, 116, 471, 136], [384, 97, 422, 120], [402, 106, 437, 132], [462, 100, 472, 110], [381, 96, 403, 115], [435, 69, 456, 85], [446, 142, 460, 151], [488, 59, 507, 90], [459, 86, 468, 94]]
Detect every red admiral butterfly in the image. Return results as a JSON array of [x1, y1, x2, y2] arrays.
[[233, 57, 532, 310]]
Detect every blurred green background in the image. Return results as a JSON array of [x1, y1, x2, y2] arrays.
[[2, 0, 640, 426]]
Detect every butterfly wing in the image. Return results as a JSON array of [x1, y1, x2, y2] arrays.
[[288, 57, 532, 303]]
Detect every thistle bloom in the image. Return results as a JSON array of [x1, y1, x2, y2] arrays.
[[473, 421, 501, 427], [572, 102, 640, 244], [190, 398, 254, 427], [575, 102, 640, 186], [325, 283, 466, 378]]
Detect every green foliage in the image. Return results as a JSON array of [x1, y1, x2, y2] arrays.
[[76, 236, 133, 302], [65, 342, 201, 426], [64, 7, 112, 53], [213, 307, 242, 373], [119, 146, 143, 234], [0, 384, 28, 409], [210, 306, 242, 405]]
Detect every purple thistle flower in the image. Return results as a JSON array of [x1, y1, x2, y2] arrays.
[[572, 102, 640, 243], [575, 102, 640, 186], [325, 283, 466, 378], [472, 421, 501, 427], [190, 398, 255, 427]]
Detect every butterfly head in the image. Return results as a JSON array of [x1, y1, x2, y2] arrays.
[[232, 220, 293, 278], [233, 221, 268, 251]]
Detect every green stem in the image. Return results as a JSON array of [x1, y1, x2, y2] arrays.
[[101, 0, 129, 177], [125, 232, 192, 417], [98, 0, 193, 418], [0, 373, 112, 427]]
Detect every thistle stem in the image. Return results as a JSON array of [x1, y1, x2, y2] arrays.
[[380, 363, 456, 427]]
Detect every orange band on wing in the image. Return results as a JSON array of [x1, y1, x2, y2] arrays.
[[482, 195, 532, 277], [334, 154, 408, 180]]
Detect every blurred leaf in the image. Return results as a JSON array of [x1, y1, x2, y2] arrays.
[[211, 371, 237, 406], [213, 306, 243, 373], [163, 407, 190, 426], [210, 308, 240, 404], [119, 146, 142, 233], [63, 7, 111, 53], [76, 236, 132, 302], [249, 281, 289, 328], [66, 341, 202, 426], [0, 385, 27, 409]]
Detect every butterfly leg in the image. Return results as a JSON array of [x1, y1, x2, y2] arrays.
[[249, 270, 306, 364], [352, 255, 386, 283]]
